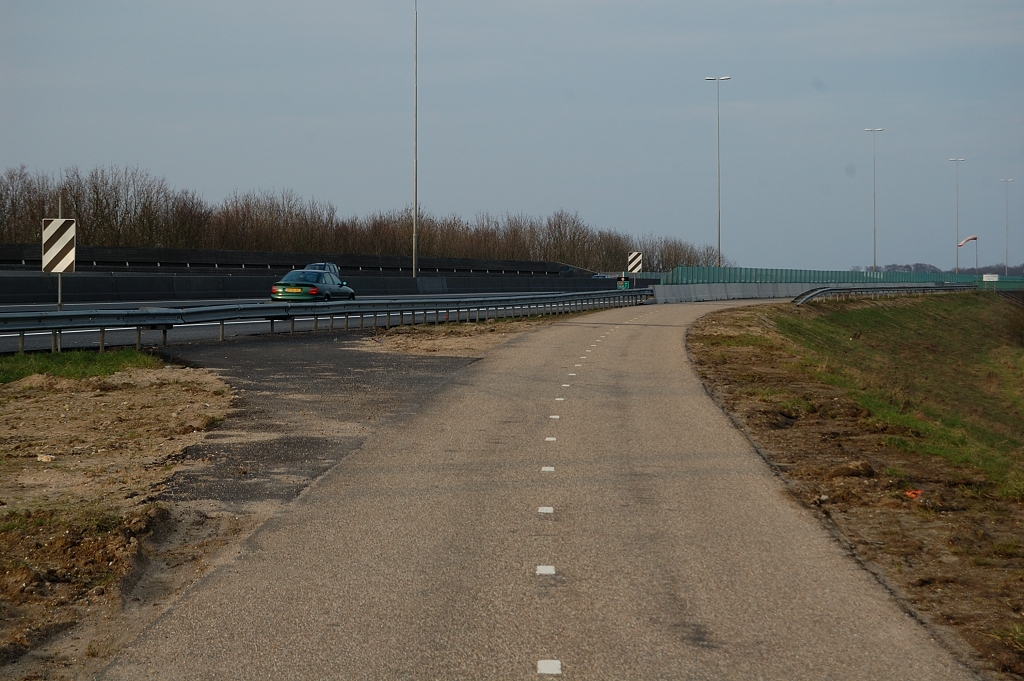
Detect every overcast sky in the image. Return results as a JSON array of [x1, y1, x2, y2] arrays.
[[2, 1, 1022, 270]]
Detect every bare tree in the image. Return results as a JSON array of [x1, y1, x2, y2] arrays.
[[0, 164, 724, 272]]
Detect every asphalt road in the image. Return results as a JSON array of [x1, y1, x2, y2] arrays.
[[0, 293, 577, 353], [100, 302, 977, 680]]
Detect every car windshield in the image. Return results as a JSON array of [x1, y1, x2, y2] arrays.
[[306, 263, 326, 270], [281, 271, 322, 284]]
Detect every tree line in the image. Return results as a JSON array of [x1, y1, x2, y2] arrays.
[[0, 165, 723, 272]]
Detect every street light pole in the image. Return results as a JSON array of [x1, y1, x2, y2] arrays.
[[412, 0, 419, 279], [865, 129, 883, 272], [1002, 179, 1014, 277], [950, 158, 965, 273], [705, 76, 730, 268]]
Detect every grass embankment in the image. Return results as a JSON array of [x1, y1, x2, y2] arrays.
[[775, 292, 1024, 499], [0, 349, 161, 384], [688, 291, 1024, 675]]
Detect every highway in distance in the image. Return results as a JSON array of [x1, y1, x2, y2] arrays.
[[100, 301, 976, 680], [0, 295, 500, 353]]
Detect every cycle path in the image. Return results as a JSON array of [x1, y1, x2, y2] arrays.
[[102, 301, 976, 680]]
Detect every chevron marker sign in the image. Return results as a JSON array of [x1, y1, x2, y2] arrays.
[[627, 251, 642, 273], [42, 219, 76, 273]]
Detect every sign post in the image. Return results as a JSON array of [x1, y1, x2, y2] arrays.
[[43, 216, 76, 351], [627, 251, 642, 289]]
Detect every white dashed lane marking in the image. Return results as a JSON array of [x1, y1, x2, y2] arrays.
[[538, 660, 562, 675], [541, 466, 555, 472], [549, 415, 560, 419], [568, 373, 576, 376], [562, 384, 570, 387], [574, 364, 582, 367], [538, 507, 554, 514], [555, 397, 564, 401], [545, 437, 556, 442], [536, 565, 556, 575]]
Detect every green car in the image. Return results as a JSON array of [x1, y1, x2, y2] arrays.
[[271, 269, 355, 301]]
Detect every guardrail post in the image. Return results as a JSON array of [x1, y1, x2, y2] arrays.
[[51, 331, 56, 353], [290, 318, 295, 334], [219, 321, 225, 341], [270, 319, 275, 335], [386, 311, 391, 329], [162, 329, 168, 346], [18, 331, 25, 354], [98, 328, 105, 353], [136, 327, 142, 350], [313, 315, 319, 332], [330, 315, 335, 331]]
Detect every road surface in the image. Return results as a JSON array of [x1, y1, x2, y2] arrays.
[[101, 301, 976, 680]]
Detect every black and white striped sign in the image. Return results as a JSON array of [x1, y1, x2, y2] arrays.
[[627, 251, 642, 273], [42, 219, 76, 273]]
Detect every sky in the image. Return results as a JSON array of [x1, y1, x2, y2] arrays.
[[2, 1, 1023, 270]]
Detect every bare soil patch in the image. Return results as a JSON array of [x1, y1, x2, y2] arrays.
[[0, 366, 233, 677], [687, 298, 1024, 679], [358, 316, 564, 356]]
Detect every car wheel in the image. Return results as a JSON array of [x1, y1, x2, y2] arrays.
[[349, 293, 355, 300], [324, 293, 331, 301]]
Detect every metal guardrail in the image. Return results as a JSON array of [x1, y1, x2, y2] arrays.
[[792, 284, 976, 306], [1, 289, 652, 353], [666, 265, 1024, 286], [997, 290, 1024, 309]]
